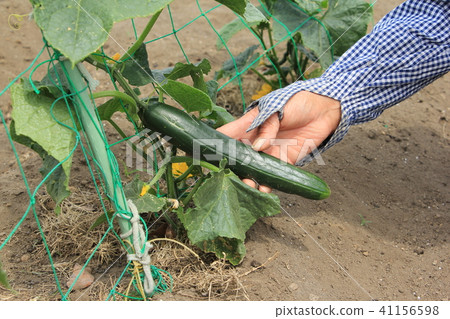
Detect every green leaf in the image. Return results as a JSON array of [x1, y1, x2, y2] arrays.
[[89, 210, 115, 230], [96, 98, 125, 121], [243, 3, 268, 24], [123, 178, 166, 213], [216, 44, 259, 81], [297, 18, 334, 69], [206, 80, 219, 104], [164, 59, 212, 93], [162, 80, 213, 113], [215, 0, 248, 15], [0, 259, 11, 290], [10, 81, 76, 212], [272, 0, 311, 43], [321, 0, 372, 57], [150, 68, 172, 84], [294, 0, 323, 15], [201, 104, 235, 128], [166, 60, 211, 81], [216, 3, 267, 49], [39, 155, 71, 213], [177, 168, 280, 265], [217, 19, 247, 50], [10, 122, 71, 212], [31, 0, 174, 64], [39, 63, 71, 97], [272, 0, 333, 68], [121, 43, 154, 86], [272, 0, 371, 69]]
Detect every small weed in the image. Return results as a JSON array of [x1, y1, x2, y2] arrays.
[[358, 214, 372, 227]]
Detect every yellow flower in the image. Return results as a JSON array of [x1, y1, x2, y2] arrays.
[[252, 83, 273, 100], [110, 53, 121, 63], [140, 184, 151, 196], [172, 162, 193, 178]]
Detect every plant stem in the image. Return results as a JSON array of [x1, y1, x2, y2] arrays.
[[267, 28, 288, 86], [181, 176, 205, 207], [85, 57, 142, 107], [301, 55, 309, 76], [108, 119, 127, 139], [119, 9, 163, 62], [250, 67, 273, 88], [147, 163, 168, 188], [170, 156, 220, 172], [174, 164, 195, 183], [92, 90, 137, 115]]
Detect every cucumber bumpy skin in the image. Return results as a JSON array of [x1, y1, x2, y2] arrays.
[[139, 101, 330, 200]]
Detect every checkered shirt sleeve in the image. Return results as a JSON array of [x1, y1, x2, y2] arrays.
[[246, 0, 450, 165]]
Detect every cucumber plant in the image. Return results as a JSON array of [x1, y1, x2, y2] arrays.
[[216, 0, 373, 90], [4, 0, 372, 270]]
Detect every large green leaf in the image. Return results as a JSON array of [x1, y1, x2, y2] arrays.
[[10, 81, 76, 212], [177, 168, 280, 265], [294, 0, 325, 15], [321, 0, 372, 56], [162, 80, 213, 113], [272, 0, 371, 69], [31, 0, 174, 64], [272, 0, 312, 43], [272, 0, 332, 68], [0, 259, 11, 289]]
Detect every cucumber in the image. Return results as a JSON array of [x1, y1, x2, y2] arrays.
[[139, 100, 330, 200]]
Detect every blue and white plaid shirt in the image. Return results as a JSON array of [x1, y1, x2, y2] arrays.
[[247, 0, 450, 165]]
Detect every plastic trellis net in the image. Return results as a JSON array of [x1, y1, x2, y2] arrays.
[[0, 0, 372, 300]]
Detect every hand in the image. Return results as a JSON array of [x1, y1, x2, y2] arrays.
[[217, 91, 341, 192]]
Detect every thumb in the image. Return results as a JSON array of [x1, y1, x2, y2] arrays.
[[252, 112, 280, 151]]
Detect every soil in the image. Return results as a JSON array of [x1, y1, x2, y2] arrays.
[[1, 0, 449, 301]]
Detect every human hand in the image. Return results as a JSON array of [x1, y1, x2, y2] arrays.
[[217, 91, 341, 192]]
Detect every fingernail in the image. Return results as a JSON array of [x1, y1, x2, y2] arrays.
[[252, 138, 265, 151]]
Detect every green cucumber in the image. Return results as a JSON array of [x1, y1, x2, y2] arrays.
[[139, 100, 330, 200]]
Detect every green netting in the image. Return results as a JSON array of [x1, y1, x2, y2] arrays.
[[0, 0, 372, 300]]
